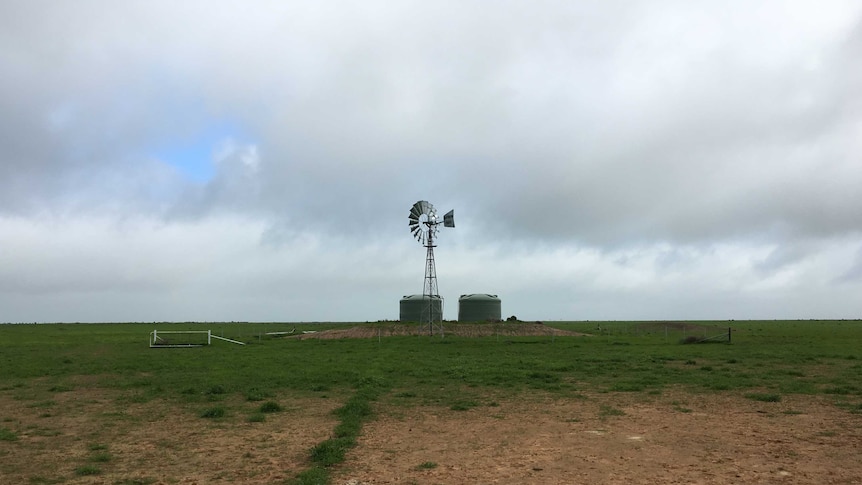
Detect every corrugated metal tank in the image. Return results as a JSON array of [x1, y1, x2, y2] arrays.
[[399, 294, 443, 322], [458, 294, 502, 322]]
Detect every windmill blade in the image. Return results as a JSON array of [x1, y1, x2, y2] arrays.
[[443, 209, 454, 228], [409, 200, 453, 247], [410, 204, 422, 219], [409, 201, 423, 237], [410, 201, 427, 223]]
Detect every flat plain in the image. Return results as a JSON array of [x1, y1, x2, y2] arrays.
[[1, 320, 861, 484]]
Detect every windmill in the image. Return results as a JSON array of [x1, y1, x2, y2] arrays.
[[408, 200, 454, 335]]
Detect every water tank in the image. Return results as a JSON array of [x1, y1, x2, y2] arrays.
[[399, 294, 443, 322], [458, 294, 502, 322]]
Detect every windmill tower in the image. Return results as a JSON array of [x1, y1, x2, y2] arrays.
[[408, 200, 454, 335]]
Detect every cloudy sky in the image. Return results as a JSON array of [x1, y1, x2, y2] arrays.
[[2, 1, 861, 323]]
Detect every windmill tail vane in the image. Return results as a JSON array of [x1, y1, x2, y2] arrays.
[[443, 209, 454, 228]]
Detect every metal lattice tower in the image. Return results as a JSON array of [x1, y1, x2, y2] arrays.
[[421, 227, 440, 335], [408, 200, 454, 336]]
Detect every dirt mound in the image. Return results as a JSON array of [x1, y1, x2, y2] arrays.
[[290, 323, 589, 340]]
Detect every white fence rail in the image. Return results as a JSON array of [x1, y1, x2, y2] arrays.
[[149, 330, 245, 348]]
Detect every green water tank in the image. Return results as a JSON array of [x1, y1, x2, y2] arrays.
[[399, 294, 443, 322], [458, 294, 502, 322]]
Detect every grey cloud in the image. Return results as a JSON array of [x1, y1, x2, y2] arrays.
[[2, 1, 862, 321], [754, 242, 817, 275], [4, 2, 859, 248], [837, 245, 862, 283]]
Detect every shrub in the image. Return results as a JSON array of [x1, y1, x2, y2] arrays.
[[450, 400, 478, 411], [599, 405, 625, 417], [245, 388, 270, 401], [259, 401, 282, 413], [310, 438, 353, 467], [287, 466, 329, 485], [90, 452, 112, 463], [200, 406, 226, 418], [745, 393, 781, 402], [206, 384, 226, 395], [0, 427, 18, 441], [75, 466, 101, 476]]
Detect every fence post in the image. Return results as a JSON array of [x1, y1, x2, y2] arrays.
[[728, 327, 731, 343]]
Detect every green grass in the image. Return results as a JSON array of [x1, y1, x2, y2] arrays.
[[744, 392, 782, 402], [199, 406, 226, 419], [450, 399, 479, 411], [599, 405, 626, 417], [287, 466, 329, 485], [1, 322, 858, 411], [89, 452, 112, 463], [245, 387, 271, 401], [2, 320, 862, 484], [259, 401, 282, 413], [289, 377, 383, 482], [671, 401, 693, 413], [27, 477, 65, 484], [247, 412, 266, 422], [1, 321, 860, 401], [74, 465, 101, 476], [114, 479, 157, 485], [26, 400, 56, 408], [309, 437, 353, 467], [0, 427, 18, 441]]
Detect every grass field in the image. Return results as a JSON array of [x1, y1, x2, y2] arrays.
[[1, 320, 861, 483]]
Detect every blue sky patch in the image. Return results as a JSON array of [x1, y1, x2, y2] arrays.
[[153, 120, 246, 183]]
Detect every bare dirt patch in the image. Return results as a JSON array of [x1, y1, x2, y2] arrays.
[[333, 391, 862, 485], [291, 323, 588, 340], [5, 385, 861, 485], [0, 388, 338, 484]]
